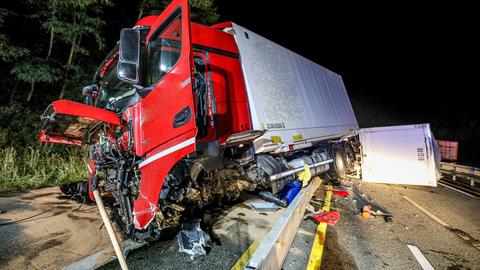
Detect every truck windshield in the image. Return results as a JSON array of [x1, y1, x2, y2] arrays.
[[97, 57, 136, 108]]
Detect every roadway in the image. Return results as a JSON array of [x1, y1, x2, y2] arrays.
[[1, 176, 479, 269]]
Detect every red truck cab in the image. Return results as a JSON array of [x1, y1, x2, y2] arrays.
[[40, 0, 252, 230]]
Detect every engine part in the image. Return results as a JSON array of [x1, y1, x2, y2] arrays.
[[287, 152, 331, 176], [269, 159, 333, 182], [258, 155, 285, 176], [270, 151, 332, 182], [245, 155, 285, 184]]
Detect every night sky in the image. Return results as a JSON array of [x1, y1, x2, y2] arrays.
[[104, 1, 478, 126], [215, 1, 479, 165], [217, 2, 477, 115], [3, 1, 478, 164]]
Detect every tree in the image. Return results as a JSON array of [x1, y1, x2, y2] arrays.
[[10, 58, 60, 102], [0, 9, 28, 62], [34, 0, 112, 99], [138, 0, 219, 25], [0, 8, 30, 103]]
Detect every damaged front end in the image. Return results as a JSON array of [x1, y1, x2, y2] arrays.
[[39, 99, 257, 243]]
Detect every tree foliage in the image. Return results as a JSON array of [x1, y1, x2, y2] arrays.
[[0, 0, 221, 191], [1, 0, 220, 104]]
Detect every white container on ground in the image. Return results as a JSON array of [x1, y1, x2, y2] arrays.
[[359, 123, 440, 186]]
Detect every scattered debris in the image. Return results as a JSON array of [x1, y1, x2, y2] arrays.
[[306, 210, 340, 225], [255, 191, 287, 207], [309, 201, 323, 210], [370, 209, 393, 222], [177, 219, 213, 260], [361, 205, 372, 220], [250, 202, 281, 212], [280, 180, 302, 205], [332, 190, 350, 197], [361, 204, 393, 222], [305, 203, 316, 214], [60, 181, 92, 204], [317, 185, 350, 197]]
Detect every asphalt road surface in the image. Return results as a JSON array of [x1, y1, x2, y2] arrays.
[[100, 179, 480, 270], [1, 177, 478, 270]]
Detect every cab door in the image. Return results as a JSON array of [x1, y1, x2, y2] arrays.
[[138, 0, 196, 155]]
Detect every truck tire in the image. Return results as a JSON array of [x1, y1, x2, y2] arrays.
[[330, 147, 347, 180], [343, 142, 356, 173]]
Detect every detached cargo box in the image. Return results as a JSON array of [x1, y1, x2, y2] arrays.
[[232, 23, 358, 153], [359, 124, 441, 186]]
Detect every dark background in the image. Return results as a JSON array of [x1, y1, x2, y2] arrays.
[[215, 1, 479, 165], [1, 1, 478, 166]]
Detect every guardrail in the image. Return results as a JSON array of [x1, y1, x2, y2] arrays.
[[440, 162, 480, 187], [244, 177, 322, 269]]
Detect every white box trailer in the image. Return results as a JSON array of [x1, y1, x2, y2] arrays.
[[231, 24, 439, 187], [232, 23, 358, 153], [359, 124, 441, 186]]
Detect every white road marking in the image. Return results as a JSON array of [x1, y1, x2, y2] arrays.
[[407, 244, 435, 270], [438, 182, 478, 199], [402, 195, 450, 227]]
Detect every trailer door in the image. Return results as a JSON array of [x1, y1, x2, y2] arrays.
[[359, 124, 439, 186]]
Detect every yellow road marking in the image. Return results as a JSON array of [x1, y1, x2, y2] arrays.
[[231, 240, 260, 270], [306, 186, 332, 270]]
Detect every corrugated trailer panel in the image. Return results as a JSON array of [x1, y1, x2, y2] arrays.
[[232, 23, 358, 151]]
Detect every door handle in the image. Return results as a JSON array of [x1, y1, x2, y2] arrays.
[[173, 106, 192, 128]]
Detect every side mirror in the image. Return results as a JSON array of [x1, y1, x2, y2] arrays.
[[118, 28, 140, 84]]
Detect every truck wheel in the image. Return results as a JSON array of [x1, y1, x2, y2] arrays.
[[331, 147, 347, 180], [343, 143, 356, 173]]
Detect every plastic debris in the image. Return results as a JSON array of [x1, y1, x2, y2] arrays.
[[370, 209, 393, 222], [361, 205, 393, 222], [332, 190, 350, 197], [310, 210, 340, 225], [297, 164, 312, 187], [60, 181, 92, 203], [280, 180, 302, 205], [318, 185, 350, 197], [361, 205, 372, 220], [177, 219, 212, 260]]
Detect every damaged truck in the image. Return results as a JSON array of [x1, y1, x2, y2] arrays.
[[39, 0, 359, 243]]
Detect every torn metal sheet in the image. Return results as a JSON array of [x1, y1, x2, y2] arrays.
[[177, 219, 212, 260]]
